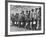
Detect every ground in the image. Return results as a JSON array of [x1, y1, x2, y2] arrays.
[[10, 25, 28, 32]]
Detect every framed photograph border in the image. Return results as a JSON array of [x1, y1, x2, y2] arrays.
[[5, 0, 45, 36]]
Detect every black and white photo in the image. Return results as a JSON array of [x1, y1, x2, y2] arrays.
[[6, 1, 45, 36]]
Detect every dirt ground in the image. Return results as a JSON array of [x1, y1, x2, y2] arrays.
[[10, 25, 28, 32]]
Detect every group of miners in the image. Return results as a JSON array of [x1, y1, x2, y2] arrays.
[[11, 8, 41, 30]]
